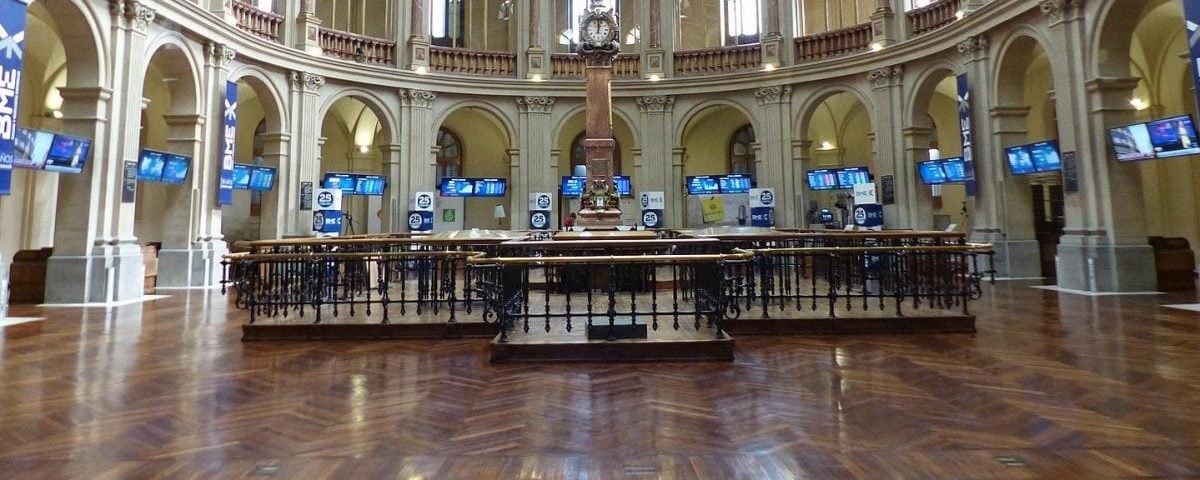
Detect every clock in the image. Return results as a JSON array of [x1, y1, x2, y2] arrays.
[[581, 16, 615, 47]]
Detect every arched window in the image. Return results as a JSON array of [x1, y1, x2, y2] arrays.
[[571, 132, 621, 175], [430, 0, 466, 48], [728, 124, 755, 176], [436, 128, 463, 179], [724, 0, 759, 46]]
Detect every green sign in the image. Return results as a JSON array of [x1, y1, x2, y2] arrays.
[[442, 208, 456, 222]]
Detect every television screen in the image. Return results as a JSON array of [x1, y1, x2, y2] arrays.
[[440, 177, 474, 197], [941, 157, 968, 182], [806, 169, 839, 190], [354, 175, 386, 195], [1029, 140, 1062, 172], [232, 164, 251, 189], [473, 178, 507, 197], [1005, 145, 1036, 175], [42, 134, 91, 174], [561, 176, 586, 196], [1146, 115, 1200, 158], [1109, 122, 1156, 162], [137, 149, 167, 181], [13, 128, 52, 170], [249, 166, 276, 191], [686, 176, 720, 195], [614, 175, 632, 195], [917, 160, 947, 185], [323, 172, 357, 194], [718, 174, 752, 193], [835, 167, 871, 188], [160, 154, 190, 184]]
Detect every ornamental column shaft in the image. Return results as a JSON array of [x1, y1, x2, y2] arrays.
[[286, 71, 325, 236], [755, 86, 796, 227]]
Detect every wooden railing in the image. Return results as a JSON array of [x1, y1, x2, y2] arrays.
[[908, 0, 962, 36], [429, 47, 517, 77], [550, 54, 641, 79], [673, 44, 761, 76], [231, 1, 283, 42], [318, 27, 396, 66], [795, 23, 874, 62]]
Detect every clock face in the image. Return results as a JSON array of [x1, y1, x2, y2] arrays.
[[584, 18, 612, 45]]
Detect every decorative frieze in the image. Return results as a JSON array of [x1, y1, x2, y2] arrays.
[[755, 86, 792, 105], [636, 95, 674, 113], [868, 65, 904, 88], [403, 89, 437, 108], [289, 71, 325, 92], [516, 96, 555, 114]]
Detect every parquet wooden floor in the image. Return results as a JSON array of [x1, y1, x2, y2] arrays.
[[2, 281, 1199, 479]]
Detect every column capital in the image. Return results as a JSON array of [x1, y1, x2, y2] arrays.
[[868, 65, 904, 89], [636, 95, 674, 113], [111, 0, 156, 32], [402, 89, 437, 108], [516, 96, 555, 114], [207, 42, 237, 67], [956, 35, 989, 61], [1084, 77, 1141, 93], [1039, 0, 1084, 24], [289, 71, 325, 92], [755, 85, 792, 105]]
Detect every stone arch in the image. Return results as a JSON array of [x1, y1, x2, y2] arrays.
[[317, 87, 399, 142], [228, 66, 288, 133], [991, 28, 1055, 108], [1091, 0, 1173, 78], [433, 100, 517, 144], [140, 32, 204, 117], [674, 98, 760, 147], [550, 103, 640, 150], [35, 0, 107, 88], [905, 61, 961, 130], [793, 83, 874, 138]]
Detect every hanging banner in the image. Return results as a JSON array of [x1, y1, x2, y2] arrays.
[[749, 188, 775, 228], [853, 204, 884, 228], [851, 183, 877, 206], [0, 0, 31, 196], [1186, 1, 1200, 113], [957, 73, 977, 197], [640, 191, 665, 228], [312, 188, 342, 236], [413, 191, 435, 212], [528, 192, 552, 230], [217, 80, 237, 205]]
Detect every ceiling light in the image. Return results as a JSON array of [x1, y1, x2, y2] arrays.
[[819, 141, 835, 151], [869, 42, 884, 52], [763, 63, 776, 72], [955, 10, 965, 20], [1130, 98, 1149, 110], [530, 74, 543, 82], [648, 74, 661, 82], [414, 65, 428, 74], [49, 110, 63, 119], [358, 145, 370, 153]]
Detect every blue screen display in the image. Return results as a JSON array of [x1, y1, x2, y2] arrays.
[[232, 164, 251, 189], [1029, 141, 1062, 172], [1005, 145, 1036, 175], [1146, 115, 1200, 158], [719, 174, 752, 193], [561, 176, 586, 196], [160, 154, 190, 184], [807, 169, 838, 190], [835, 167, 871, 188], [473, 178, 507, 197], [917, 160, 947, 185], [249, 166, 276, 191], [1109, 122, 1156, 162], [614, 176, 632, 195], [440, 178, 474, 197], [42, 134, 91, 174], [354, 175, 386, 195], [323, 173, 357, 194], [941, 158, 967, 182], [137, 149, 167, 181], [686, 176, 720, 195], [13, 128, 52, 170]]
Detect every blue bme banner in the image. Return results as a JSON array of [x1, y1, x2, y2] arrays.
[[217, 80, 237, 205], [0, 0, 31, 196], [1185, 1, 1200, 113], [956, 73, 976, 197]]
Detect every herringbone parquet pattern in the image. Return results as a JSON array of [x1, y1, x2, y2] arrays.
[[2, 283, 1199, 478]]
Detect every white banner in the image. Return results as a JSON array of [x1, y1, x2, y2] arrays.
[[639, 191, 665, 210], [852, 183, 877, 206], [529, 192, 553, 212], [749, 188, 776, 208], [413, 191, 435, 212]]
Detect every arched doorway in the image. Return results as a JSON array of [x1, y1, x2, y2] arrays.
[[678, 103, 755, 227], [222, 72, 287, 242], [437, 106, 513, 230], [795, 91, 873, 228], [319, 96, 392, 235], [556, 108, 637, 227]]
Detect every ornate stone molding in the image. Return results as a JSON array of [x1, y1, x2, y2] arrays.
[[868, 65, 904, 88], [516, 96, 555, 114], [636, 95, 674, 113], [956, 35, 988, 58], [289, 71, 325, 92], [403, 89, 437, 108], [1039, 0, 1083, 23], [111, 0, 156, 31], [207, 42, 237, 67], [755, 86, 792, 105]]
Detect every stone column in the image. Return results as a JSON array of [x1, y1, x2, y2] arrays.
[[648, 0, 676, 78], [506, 148, 522, 229], [192, 43, 239, 285], [636, 95, 676, 224], [285, 72, 325, 236], [400, 89, 437, 226], [760, 0, 783, 67], [900, 126, 935, 230], [671, 147, 686, 227], [293, 0, 323, 55], [206, 0, 236, 24], [257, 132, 291, 239], [515, 96, 555, 229], [46, 1, 155, 303], [987, 106, 1040, 278], [867, 65, 911, 229], [156, 114, 206, 287], [791, 139, 813, 226], [375, 143, 403, 232], [408, 0, 431, 71], [774, 0, 796, 66], [754, 86, 796, 227], [871, 0, 900, 47], [519, 0, 551, 79]]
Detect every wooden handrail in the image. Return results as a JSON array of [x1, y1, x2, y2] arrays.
[[429, 47, 517, 77], [230, 1, 283, 42], [795, 23, 873, 62], [907, 0, 962, 36], [317, 27, 396, 66], [550, 53, 641, 79], [673, 44, 761, 76]]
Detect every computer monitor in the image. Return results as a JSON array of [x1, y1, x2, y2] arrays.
[[42, 134, 91, 174], [1004, 144, 1036, 176], [249, 166, 277, 191], [1146, 115, 1200, 158], [561, 176, 586, 197], [137, 149, 168, 181], [232, 164, 252, 189], [440, 177, 474, 197], [160, 154, 191, 184], [323, 172, 357, 194], [718, 174, 752, 193], [354, 175, 386, 196], [686, 176, 720, 195], [1029, 140, 1062, 172], [1108, 122, 1156, 162], [614, 175, 632, 195], [941, 157, 968, 182], [12, 128, 52, 170], [917, 160, 947, 185], [806, 169, 839, 190], [835, 167, 871, 188], [473, 178, 507, 197]]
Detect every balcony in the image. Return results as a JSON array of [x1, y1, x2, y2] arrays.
[[795, 23, 873, 63], [231, 1, 283, 43], [673, 44, 761, 77], [317, 28, 396, 66], [429, 47, 517, 77], [908, 0, 963, 36], [550, 54, 641, 79]]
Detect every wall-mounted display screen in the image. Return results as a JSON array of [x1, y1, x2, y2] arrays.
[[42, 134, 91, 174], [137, 149, 167, 181], [561, 176, 586, 196], [13, 128, 52, 170], [941, 157, 968, 182], [440, 177, 475, 197], [686, 176, 720, 195], [718, 174, 752, 193], [249, 166, 276, 191], [835, 167, 871, 187], [473, 178, 507, 197], [917, 160, 947, 185], [614, 175, 632, 195], [323, 172, 357, 194], [354, 175, 386, 196], [1109, 122, 1156, 162], [160, 154, 191, 184], [1004, 145, 1036, 176], [806, 169, 839, 190], [1028, 141, 1062, 172], [232, 164, 251, 189], [1146, 115, 1200, 158]]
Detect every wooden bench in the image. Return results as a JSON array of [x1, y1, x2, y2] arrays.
[[9, 247, 52, 304]]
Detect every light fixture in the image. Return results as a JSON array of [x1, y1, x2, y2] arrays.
[[928, 148, 941, 160], [530, 74, 543, 82], [955, 10, 965, 20], [648, 74, 661, 82], [49, 110, 63, 119], [414, 65, 428, 74], [1130, 98, 1149, 111], [869, 42, 884, 52], [763, 63, 776, 72], [819, 141, 835, 151], [358, 145, 370, 154]]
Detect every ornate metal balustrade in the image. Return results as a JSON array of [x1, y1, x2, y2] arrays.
[[429, 47, 517, 77], [908, 0, 963, 36], [550, 54, 641, 79], [318, 28, 396, 65], [795, 23, 873, 62], [673, 44, 762, 76], [231, 1, 283, 42]]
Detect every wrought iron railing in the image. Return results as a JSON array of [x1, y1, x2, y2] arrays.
[[230, 1, 283, 42], [908, 0, 963, 36], [317, 27, 396, 65], [429, 47, 518, 77], [795, 23, 873, 62]]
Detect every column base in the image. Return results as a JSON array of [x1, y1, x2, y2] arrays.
[[45, 243, 145, 304], [1056, 235, 1157, 292], [971, 229, 1042, 279]]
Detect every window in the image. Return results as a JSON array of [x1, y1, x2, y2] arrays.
[[728, 125, 755, 177], [430, 0, 466, 48], [723, 0, 760, 46], [906, 0, 936, 11], [571, 132, 621, 175], [254, 0, 272, 12], [436, 128, 463, 180]]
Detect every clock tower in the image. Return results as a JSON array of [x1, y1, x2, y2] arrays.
[[576, 0, 622, 227]]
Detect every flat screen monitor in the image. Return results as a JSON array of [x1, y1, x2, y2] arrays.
[[1029, 140, 1062, 172], [232, 164, 251, 189], [160, 154, 191, 184], [835, 167, 871, 188], [941, 157, 968, 182], [561, 176, 586, 196], [440, 177, 474, 197], [42, 134, 91, 174], [1146, 115, 1200, 158], [1005, 145, 1036, 176], [354, 174, 386, 196], [249, 166, 276, 191], [1109, 122, 1156, 162], [686, 176, 720, 195], [718, 174, 752, 193], [917, 160, 947, 185], [13, 128, 52, 170], [137, 149, 168, 181], [473, 178, 507, 197], [323, 172, 357, 194], [614, 175, 631, 196], [806, 169, 839, 190]]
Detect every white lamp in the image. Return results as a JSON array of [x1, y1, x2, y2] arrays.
[[493, 204, 506, 228]]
